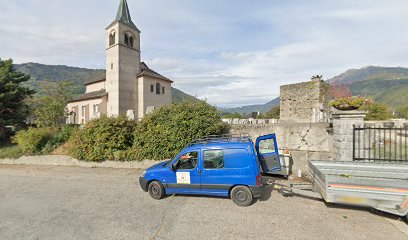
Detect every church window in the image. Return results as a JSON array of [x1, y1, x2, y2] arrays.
[[109, 32, 115, 46], [129, 36, 134, 48], [93, 104, 99, 116], [124, 33, 129, 46], [150, 84, 154, 92], [111, 63, 113, 69], [156, 83, 161, 95], [162, 87, 165, 94]]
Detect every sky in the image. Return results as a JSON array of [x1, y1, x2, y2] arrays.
[[1, 0, 408, 107]]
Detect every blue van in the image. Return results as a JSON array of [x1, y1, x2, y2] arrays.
[[139, 134, 281, 206]]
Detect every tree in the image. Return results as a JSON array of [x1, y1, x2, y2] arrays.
[[0, 59, 34, 140], [256, 113, 265, 119], [265, 106, 280, 119], [360, 102, 393, 120], [31, 81, 76, 127], [133, 100, 229, 160], [395, 105, 408, 119], [329, 84, 352, 99]]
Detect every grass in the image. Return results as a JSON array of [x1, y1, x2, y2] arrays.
[[0, 144, 24, 159]]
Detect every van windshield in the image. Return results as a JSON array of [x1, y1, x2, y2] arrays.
[[163, 159, 172, 167]]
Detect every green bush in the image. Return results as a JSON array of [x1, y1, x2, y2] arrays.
[[396, 105, 408, 119], [41, 125, 78, 154], [132, 100, 229, 160], [68, 115, 137, 161], [12, 127, 57, 154], [0, 145, 24, 159], [360, 103, 393, 120]]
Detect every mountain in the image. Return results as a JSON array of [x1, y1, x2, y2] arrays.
[[220, 97, 280, 115], [329, 66, 408, 84], [14, 62, 198, 103], [328, 66, 408, 109]]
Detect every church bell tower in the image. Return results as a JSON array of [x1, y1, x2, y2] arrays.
[[105, 0, 141, 116]]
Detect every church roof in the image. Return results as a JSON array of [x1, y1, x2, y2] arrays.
[[107, 0, 140, 32], [67, 89, 108, 103], [137, 62, 174, 83], [84, 77, 106, 86]]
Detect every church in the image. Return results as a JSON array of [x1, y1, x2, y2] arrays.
[[67, 0, 173, 124]]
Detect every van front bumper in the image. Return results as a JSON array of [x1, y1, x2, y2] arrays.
[[139, 177, 148, 192]]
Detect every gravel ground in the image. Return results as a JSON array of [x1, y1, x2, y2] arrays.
[[0, 165, 406, 240]]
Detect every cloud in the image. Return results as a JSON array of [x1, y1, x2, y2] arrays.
[[1, 0, 408, 107]]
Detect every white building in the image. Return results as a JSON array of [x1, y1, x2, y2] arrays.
[[67, 0, 172, 124]]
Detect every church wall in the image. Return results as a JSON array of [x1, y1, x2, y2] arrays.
[[137, 77, 144, 119], [106, 23, 120, 116], [106, 22, 141, 117], [117, 44, 140, 115], [66, 97, 107, 124], [138, 76, 172, 119], [85, 81, 106, 93]]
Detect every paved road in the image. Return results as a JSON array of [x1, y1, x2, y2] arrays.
[[0, 165, 406, 240]]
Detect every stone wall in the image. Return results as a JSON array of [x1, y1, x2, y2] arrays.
[[230, 122, 333, 173], [280, 77, 330, 123]]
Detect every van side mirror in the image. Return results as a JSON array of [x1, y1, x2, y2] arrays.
[[170, 163, 176, 172]]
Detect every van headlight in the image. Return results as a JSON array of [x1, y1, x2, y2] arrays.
[[141, 170, 146, 177]]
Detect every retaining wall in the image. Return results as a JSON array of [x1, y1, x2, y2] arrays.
[[230, 122, 333, 173]]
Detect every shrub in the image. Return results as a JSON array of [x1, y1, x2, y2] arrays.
[[0, 145, 24, 159], [360, 102, 393, 121], [132, 100, 229, 160], [396, 105, 408, 119], [68, 115, 137, 161], [12, 127, 57, 154], [329, 96, 371, 109], [41, 125, 78, 154], [265, 106, 280, 119]]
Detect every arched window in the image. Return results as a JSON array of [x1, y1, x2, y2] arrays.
[[156, 82, 161, 95], [124, 33, 129, 46], [109, 32, 115, 46], [124, 32, 135, 48], [129, 36, 134, 48]]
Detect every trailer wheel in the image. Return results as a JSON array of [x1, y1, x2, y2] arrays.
[[231, 186, 253, 207], [148, 181, 165, 200]]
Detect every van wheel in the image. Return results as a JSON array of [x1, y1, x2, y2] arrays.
[[231, 186, 253, 207], [148, 181, 165, 200]]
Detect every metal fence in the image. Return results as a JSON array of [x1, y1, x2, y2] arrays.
[[353, 125, 408, 163]]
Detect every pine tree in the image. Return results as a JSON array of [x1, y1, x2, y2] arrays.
[[0, 59, 34, 140]]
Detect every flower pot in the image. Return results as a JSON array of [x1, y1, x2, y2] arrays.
[[334, 105, 359, 111]]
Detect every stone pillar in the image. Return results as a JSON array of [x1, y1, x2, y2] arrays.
[[332, 110, 367, 161]]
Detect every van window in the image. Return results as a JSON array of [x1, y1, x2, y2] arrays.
[[259, 139, 276, 154], [204, 150, 224, 169], [175, 152, 198, 170], [224, 148, 251, 169]]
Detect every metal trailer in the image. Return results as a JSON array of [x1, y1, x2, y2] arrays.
[[272, 160, 408, 220]]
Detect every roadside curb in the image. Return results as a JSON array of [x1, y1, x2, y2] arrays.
[[0, 155, 158, 169]]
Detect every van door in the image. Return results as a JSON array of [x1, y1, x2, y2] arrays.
[[255, 134, 281, 173], [165, 150, 201, 194]]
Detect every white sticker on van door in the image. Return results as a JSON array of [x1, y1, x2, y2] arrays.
[[176, 172, 190, 184]]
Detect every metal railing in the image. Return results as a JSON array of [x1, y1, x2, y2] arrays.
[[353, 125, 408, 163]]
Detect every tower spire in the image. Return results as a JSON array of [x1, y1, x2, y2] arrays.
[[108, 0, 140, 32]]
